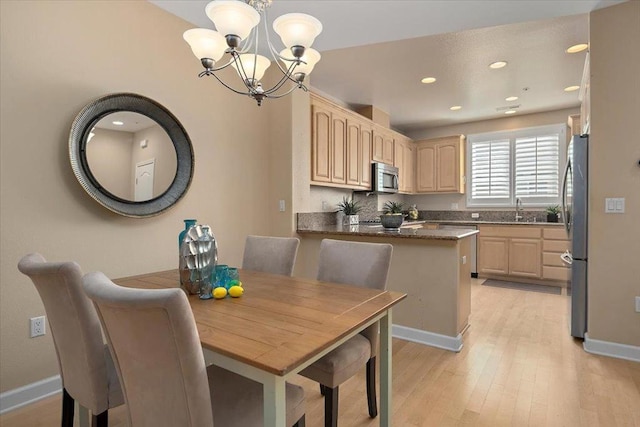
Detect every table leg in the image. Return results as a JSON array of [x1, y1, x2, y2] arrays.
[[77, 404, 89, 427], [380, 310, 392, 427], [263, 375, 287, 427]]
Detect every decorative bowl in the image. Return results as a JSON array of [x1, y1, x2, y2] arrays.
[[380, 213, 403, 229]]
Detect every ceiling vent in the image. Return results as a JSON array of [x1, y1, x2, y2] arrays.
[[496, 104, 521, 112], [496, 104, 520, 111]]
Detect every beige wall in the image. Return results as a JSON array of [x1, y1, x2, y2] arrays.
[[0, 0, 279, 392], [588, 1, 640, 347]]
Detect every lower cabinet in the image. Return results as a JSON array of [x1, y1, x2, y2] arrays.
[[478, 225, 568, 285], [542, 227, 570, 281], [478, 226, 542, 280]]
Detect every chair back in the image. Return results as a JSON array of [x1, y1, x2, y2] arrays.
[[83, 273, 213, 427], [17, 253, 111, 413], [316, 239, 393, 352], [242, 235, 300, 276]]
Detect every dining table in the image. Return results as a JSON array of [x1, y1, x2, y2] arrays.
[[114, 268, 407, 427]]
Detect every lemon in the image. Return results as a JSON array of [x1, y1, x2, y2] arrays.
[[213, 287, 227, 299], [228, 285, 244, 298]]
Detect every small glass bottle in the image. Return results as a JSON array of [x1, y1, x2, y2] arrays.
[[408, 205, 419, 220]]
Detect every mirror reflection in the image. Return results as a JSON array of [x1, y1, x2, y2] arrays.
[[87, 112, 177, 202]]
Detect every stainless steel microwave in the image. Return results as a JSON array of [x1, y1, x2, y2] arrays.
[[372, 162, 399, 193]]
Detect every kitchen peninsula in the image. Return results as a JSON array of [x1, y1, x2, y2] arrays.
[[295, 217, 478, 352]]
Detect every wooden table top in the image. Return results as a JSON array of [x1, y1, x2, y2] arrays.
[[114, 269, 406, 376]]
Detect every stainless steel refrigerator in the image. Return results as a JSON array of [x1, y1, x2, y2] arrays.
[[561, 134, 588, 338]]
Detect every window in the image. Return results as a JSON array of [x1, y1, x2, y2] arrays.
[[467, 124, 566, 207]]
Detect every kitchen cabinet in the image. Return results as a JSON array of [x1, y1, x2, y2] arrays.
[[310, 97, 347, 185], [372, 125, 395, 165], [579, 52, 590, 135], [393, 134, 415, 193], [478, 226, 541, 279], [310, 93, 410, 191], [542, 227, 570, 282], [311, 101, 332, 183], [415, 135, 465, 193], [346, 118, 373, 188]]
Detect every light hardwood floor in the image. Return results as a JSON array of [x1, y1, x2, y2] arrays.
[[2, 279, 638, 427]]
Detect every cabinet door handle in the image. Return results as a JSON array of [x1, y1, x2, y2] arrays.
[[560, 250, 573, 266]]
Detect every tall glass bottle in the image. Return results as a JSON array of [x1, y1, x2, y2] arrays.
[[179, 219, 197, 249]]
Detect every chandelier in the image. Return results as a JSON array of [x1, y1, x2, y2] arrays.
[[183, 0, 323, 106]]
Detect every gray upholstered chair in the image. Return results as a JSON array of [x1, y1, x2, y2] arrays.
[[242, 235, 300, 276], [299, 239, 393, 427], [17, 253, 124, 427], [82, 271, 306, 427]]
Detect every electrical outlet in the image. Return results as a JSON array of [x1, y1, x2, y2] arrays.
[[635, 296, 640, 313], [471, 213, 480, 219], [322, 201, 328, 211], [30, 316, 46, 338]]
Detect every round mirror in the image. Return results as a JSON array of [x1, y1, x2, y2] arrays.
[[69, 93, 194, 217]]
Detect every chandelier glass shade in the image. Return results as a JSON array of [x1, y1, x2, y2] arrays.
[[183, 0, 323, 106]]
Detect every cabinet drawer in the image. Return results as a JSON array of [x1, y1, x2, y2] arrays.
[[479, 226, 541, 239], [543, 252, 569, 267], [543, 227, 568, 240], [543, 240, 570, 252], [543, 266, 570, 281]]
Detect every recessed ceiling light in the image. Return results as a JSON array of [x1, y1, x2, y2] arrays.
[[505, 96, 518, 102], [450, 106, 462, 111], [566, 43, 588, 53], [564, 85, 580, 92], [421, 77, 436, 84], [112, 121, 124, 126], [505, 110, 517, 115], [489, 61, 508, 69]]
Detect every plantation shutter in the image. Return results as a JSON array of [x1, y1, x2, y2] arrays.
[[470, 139, 510, 199], [514, 134, 560, 198]]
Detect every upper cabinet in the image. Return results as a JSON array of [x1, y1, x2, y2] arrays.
[[415, 135, 465, 194], [579, 52, 590, 135], [372, 125, 395, 165], [310, 93, 409, 191], [311, 94, 375, 190], [393, 134, 415, 193]]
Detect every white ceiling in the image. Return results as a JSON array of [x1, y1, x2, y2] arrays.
[[149, 0, 625, 133]]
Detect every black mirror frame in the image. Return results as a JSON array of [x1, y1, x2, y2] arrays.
[[69, 93, 194, 217]]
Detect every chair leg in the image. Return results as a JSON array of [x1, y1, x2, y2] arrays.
[[324, 386, 339, 427], [61, 388, 74, 427], [292, 414, 306, 427], [320, 383, 326, 396], [366, 357, 378, 418], [92, 410, 108, 427]]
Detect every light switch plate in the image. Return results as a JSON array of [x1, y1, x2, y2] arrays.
[[635, 296, 640, 313], [278, 200, 285, 212], [605, 198, 625, 213]]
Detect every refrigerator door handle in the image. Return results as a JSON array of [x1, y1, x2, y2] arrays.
[[561, 159, 571, 235]]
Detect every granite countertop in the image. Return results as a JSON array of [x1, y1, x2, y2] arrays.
[[296, 223, 479, 241], [420, 220, 565, 226]]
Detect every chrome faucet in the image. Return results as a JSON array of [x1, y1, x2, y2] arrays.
[[515, 198, 523, 221]]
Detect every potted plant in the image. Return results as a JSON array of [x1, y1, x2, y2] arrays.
[[337, 196, 362, 226], [380, 201, 404, 229], [546, 205, 561, 222]]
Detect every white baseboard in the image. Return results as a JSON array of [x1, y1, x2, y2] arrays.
[[0, 375, 61, 415], [392, 324, 463, 352], [583, 333, 640, 362]]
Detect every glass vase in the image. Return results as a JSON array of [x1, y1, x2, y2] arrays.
[[179, 224, 217, 295]]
